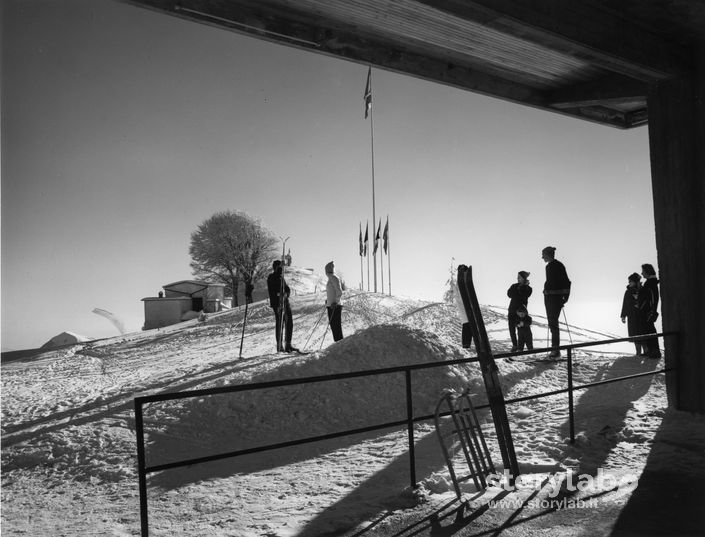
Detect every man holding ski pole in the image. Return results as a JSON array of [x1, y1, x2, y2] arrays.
[[267, 260, 297, 353]]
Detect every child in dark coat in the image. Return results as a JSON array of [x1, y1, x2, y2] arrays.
[[515, 304, 534, 351], [507, 271, 532, 351]]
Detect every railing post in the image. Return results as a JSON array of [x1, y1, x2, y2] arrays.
[[405, 370, 417, 488], [135, 399, 150, 537], [567, 347, 575, 444]]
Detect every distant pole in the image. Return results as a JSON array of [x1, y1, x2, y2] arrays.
[[366, 220, 370, 291], [238, 301, 248, 359], [370, 97, 377, 293], [360, 256, 364, 291], [387, 217, 392, 295]]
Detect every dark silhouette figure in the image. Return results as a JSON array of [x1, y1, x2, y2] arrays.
[[639, 263, 661, 359], [507, 270, 532, 351], [542, 246, 571, 358], [267, 260, 295, 352], [620, 272, 643, 355]]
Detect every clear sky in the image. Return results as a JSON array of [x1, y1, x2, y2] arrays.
[[1, 0, 658, 351]]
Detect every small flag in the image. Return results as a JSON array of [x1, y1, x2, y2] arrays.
[[359, 223, 363, 256], [364, 67, 372, 119], [373, 219, 381, 255], [383, 217, 389, 254], [363, 222, 369, 256]]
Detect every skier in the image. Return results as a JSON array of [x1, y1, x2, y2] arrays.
[[325, 261, 344, 341], [620, 272, 644, 355], [266, 260, 298, 352], [507, 270, 532, 352], [541, 246, 571, 358], [638, 263, 661, 359]]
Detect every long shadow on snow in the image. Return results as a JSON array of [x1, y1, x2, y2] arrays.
[[557, 354, 661, 477], [146, 350, 561, 492], [610, 407, 705, 537], [1, 354, 292, 447], [291, 355, 662, 536]]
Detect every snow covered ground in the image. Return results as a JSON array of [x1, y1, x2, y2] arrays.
[[2, 267, 705, 536]]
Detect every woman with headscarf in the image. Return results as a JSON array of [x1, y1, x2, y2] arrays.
[[620, 272, 644, 355]]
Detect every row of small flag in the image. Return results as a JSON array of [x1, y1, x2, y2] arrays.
[[359, 217, 389, 257]]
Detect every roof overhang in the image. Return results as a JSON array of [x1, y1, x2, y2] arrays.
[[122, 0, 704, 129]]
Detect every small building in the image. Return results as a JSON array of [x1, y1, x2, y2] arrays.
[[41, 331, 91, 349], [141, 280, 227, 330]]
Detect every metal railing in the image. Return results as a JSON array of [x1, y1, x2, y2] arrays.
[[134, 331, 677, 536]]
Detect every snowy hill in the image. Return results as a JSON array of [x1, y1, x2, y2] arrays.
[[2, 286, 704, 536]]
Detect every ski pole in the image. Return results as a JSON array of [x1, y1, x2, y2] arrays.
[[562, 307, 574, 345], [320, 312, 330, 350], [546, 324, 550, 349], [303, 305, 327, 350], [238, 301, 249, 359]]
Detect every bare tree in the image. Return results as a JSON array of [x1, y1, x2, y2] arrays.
[[189, 211, 277, 306]]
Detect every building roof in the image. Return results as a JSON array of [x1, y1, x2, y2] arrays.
[[163, 280, 225, 289], [122, 0, 705, 129]]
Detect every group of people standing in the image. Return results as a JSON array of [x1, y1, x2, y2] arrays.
[[507, 246, 571, 358], [620, 263, 661, 358], [266, 259, 344, 353], [507, 246, 660, 359]]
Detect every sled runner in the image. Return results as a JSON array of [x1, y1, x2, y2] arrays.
[[434, 388, 496, 499]]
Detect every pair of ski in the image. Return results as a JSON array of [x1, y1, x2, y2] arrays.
[[456, 265, 520, 481]]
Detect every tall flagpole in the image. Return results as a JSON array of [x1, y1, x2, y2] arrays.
[[379, 219, 384, 295], [365, 66, 378, 293], [359, 222, 364, 290]]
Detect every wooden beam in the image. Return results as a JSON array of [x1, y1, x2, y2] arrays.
[[415, 0, 691, 81], [548, 74, 647, 109]]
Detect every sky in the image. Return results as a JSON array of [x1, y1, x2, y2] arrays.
[[1, 0, 658, 351]]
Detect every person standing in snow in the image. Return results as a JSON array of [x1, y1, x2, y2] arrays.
[[325, 261, 344, 342], [267, 260, 297, 352], [542, 246, 571, 358], [507, 270, 532, 352], [620, 272, 644, 355], [515, 304, 534, 351], [638, 263, 661, 359]]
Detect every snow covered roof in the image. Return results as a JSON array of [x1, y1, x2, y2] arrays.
[[40, 331, 91, 349], [163, 280, 225, 290]]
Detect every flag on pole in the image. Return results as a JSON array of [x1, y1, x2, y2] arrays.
[[383, 216, 389, 254], [364, 67, 372, 119], [363, 222, 369, 256], [373, 219, 381, 255], [359, 223, 363, 256]]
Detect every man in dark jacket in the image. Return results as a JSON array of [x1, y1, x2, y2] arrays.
[[639, 263, 661, 359], [267, 260, 296, 352], [542, 246, 571, 358], [507, 271, 532, 351]]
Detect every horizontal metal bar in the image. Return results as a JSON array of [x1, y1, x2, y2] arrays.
[[145, 417, 411, 474]]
